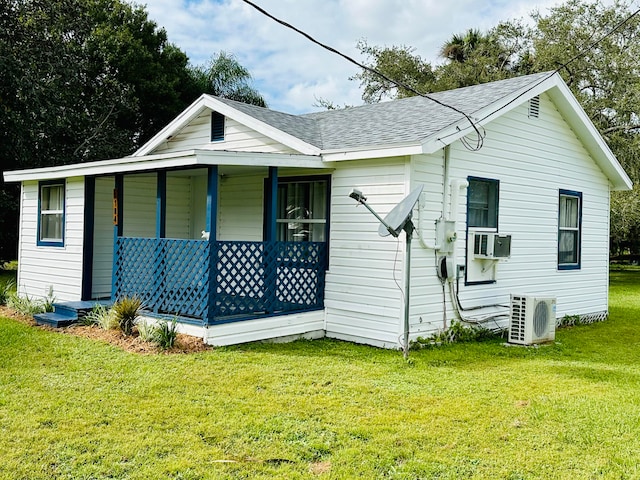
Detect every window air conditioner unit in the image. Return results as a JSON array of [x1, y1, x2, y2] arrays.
[[473, 232, 511, 259], [509, 295, 556, 345]]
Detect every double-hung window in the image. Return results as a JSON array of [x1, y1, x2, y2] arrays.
[[467, 177, 499, 230], [38, 181, 65, 247], [276, 177, 328, 242], [558, 190, 582, 269]]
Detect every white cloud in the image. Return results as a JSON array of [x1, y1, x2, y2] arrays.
[[141, 0, 587, 114]]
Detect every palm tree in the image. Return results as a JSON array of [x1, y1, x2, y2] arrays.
[[440, 28, 497, 64], [190, 51, 267, 107]]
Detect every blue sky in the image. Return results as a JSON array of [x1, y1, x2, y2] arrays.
[[142, 0, 570, 114]]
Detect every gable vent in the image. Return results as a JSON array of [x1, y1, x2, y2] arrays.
[[211, 111, 225, 141], [528, 96, 540, 118]]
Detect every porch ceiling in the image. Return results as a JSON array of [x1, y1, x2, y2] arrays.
[[3, 149, 327, 182]]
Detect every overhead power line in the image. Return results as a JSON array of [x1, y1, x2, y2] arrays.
[[240, 0, 485, 150], [241, 0, 640, 151]]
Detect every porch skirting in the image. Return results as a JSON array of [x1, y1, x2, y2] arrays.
[[138, 309, 326, 346]]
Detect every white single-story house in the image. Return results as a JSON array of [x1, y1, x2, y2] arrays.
[[3, 71, 632, 348]]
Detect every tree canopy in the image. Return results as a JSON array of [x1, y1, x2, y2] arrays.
[[0, 0, 266, 261], [353, 0, 640, 255]]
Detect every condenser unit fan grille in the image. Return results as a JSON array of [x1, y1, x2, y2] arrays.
[[533, 300, 550, 337]]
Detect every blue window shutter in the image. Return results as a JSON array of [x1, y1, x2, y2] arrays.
[[211, 112, 225, 141]]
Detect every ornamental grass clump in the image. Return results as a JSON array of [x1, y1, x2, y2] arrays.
[[136, 319, 157, 342], [6, 292, 46, 315], [155, 318, 178, 349], [82, 303, 117, 329], [112, 296, 142, 336]]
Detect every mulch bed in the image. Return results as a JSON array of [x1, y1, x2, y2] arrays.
[[0, 305, 212, 354]]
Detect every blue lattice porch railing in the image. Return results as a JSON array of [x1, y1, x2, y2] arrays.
[[113, 238, 327, 324]]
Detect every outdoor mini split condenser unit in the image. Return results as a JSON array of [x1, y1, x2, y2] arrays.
[[508, 295, 557, 345]]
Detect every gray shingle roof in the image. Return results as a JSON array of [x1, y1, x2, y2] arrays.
[[215, 72, 554, 151]]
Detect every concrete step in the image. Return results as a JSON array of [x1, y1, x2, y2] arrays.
[[33, 300, 112, 328]]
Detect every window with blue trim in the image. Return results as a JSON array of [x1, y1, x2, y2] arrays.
[[38, 181, 65, 246], [276, 178, 328, 242], [467, 177, 499, 229], [558, 190, 582, 269]]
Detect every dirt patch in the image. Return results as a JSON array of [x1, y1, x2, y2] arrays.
[[0, 305, 211, 354]]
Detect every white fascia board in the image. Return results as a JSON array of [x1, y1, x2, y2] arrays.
[[3, 150, 325, 183], [201, 97, 321, 156], [3, 151, 199, 182], [422, 73, 560, 155], [194, 150, 325, 168], [419, 72, 632, 191], [321, 143, 423, 162], [134, 95, 209, 157]]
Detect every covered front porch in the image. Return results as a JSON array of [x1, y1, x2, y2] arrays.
[[113, 237, 327, 324], [85, 150, 331, 330]]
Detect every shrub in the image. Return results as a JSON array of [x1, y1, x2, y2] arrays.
[[155, 318, 178, 349], [1, 260, 18, 271], [112, 296, 143, 336], [558, 314, 582, 327], [412, 320, 496, 349], [0, 280, 15, 305]]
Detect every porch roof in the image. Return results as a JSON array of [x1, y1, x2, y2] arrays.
[[3, 149, 326, 182]]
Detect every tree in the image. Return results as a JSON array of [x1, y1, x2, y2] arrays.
[[0, 0, 268, 261], [528, 0, 640, 255], [351, 40, 436, 103], [353, 26, 520, 101], [189, 51, 267, 107]]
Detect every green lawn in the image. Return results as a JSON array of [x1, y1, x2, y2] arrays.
[[1, 271, 639, 479]]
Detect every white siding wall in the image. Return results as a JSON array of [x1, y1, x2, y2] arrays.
[[324, 157, 409, 348], [92, 176, 115, 298], [17, 178, 85, 302], [217, 173, 265, 241], [409, 93, 612, 337], [153, 110, 297, 154], [407, 151, 456, 337], [166, 174, 192, 239], [123, 174, 156, 237]]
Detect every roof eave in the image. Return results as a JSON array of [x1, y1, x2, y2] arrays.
[[3, 150, 325, 183], [321, 143, 423, 162]]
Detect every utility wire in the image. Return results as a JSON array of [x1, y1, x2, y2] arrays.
[[242, 0, 640, 151], [240, 0, 485, 150]]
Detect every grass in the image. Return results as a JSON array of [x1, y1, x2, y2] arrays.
[[0, 271, 639, 479]]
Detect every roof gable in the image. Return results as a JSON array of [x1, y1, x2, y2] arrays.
[[135, 95, 322, 157]]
